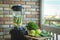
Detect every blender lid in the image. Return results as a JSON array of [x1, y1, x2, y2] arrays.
[[11, 5, 22, 11]]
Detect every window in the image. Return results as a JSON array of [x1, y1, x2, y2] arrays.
[[41, 0, 60, 25]]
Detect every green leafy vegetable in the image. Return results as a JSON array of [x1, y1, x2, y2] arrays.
[[26, 22, 39, 30], [13, 16, 22, 26]]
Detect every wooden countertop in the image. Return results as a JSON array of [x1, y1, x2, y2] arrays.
[[24, 35, 52, 40]]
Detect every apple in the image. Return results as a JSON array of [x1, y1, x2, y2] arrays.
[[35, 29, 41, 34], [35, 34, 40, 37], [29, 30, 35, 36]]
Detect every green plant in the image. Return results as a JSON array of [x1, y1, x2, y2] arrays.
[[26, 22, 39, 30], [13, 16, 22, 26]]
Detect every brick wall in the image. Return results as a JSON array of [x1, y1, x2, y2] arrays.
[[0, 0, 40, 27]]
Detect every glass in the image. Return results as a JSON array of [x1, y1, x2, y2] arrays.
[[12, 11, 23, 27]]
